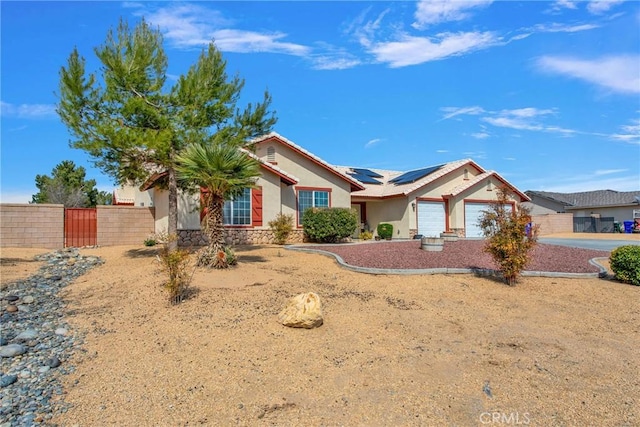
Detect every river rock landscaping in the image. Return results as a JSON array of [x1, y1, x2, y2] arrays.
[[0, 248, 103, 427]]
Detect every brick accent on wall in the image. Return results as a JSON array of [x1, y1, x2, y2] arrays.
[[531, 213, 573, 236], [0, 204, 65, 249], [96, 206, 155, 246], [178, 228, 306, 247]]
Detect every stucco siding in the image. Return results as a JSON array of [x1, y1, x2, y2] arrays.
[[365, 198, 411, 238], [178, 192, 200, 230], [255, 140, 353, 208]]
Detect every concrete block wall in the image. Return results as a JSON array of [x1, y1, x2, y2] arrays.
[[0, 204, 65, 249], [531, 213, 573, 236], [96, 206, 155, 246]]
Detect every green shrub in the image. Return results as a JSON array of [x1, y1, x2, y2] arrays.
[[377, 223, 393, 240], [361, 230, 373, 240], [157, 234, 193, 304], [302, 207, 358, 243], [479, 186, 538, 286], [610, 245, 640, 286], [268, 213, 294, 245], [144, 236, 157, 246]]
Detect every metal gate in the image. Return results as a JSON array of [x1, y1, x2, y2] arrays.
[[64, 208, 97, 247], [573, 216, 614, 233]]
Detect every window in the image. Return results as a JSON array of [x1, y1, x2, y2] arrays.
[[298, 189, 329, 225], [223, 188, 251, 225]]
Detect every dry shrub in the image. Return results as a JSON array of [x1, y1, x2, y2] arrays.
[[157, 234, 193, 304]]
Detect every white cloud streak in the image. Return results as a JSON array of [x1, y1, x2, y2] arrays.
[[370, 31, 499, 67], [0, 101, 56, 119], [610, 118, 640, 144], [537, 55, 640, 94], [440, 106, 485, 120], [413, 0, 493, 28], [365, 138, 382, 148]]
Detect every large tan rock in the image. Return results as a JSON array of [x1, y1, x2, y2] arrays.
[[278, 292, 323, 329]]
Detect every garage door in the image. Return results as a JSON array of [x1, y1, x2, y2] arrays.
[[465, 203, 512, 238], [417, 201, 446, 237]]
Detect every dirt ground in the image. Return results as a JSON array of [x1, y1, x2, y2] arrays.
[[1, 239, 638, 426]]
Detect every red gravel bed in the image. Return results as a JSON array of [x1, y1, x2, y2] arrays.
[[314, 240, 609, 273]]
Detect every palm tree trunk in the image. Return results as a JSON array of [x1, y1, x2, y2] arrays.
[[198, 192, 228, 268]]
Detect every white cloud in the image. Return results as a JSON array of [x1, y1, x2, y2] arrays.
[[413, 0, 493, 28], [471, 132, 490, 139], [133, 3, 310, 56], [442, 105, 581, 136], [212, 29, 310, 56], [533, 22, 600, 33], [0, 101, 56, 119], [587, 0, 625, 15], [553, 0, 578, 10], [436, 149, 449, 153], [440, 106, 485, 120], [370, 31, 498, 67], [595, 169, 627, 176], [365, 138, 382, 148], [482, 107, 555, 132], [537, 55, 640, 94], [610, 118, 640, 144]]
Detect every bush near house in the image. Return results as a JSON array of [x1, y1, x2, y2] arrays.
[[268, 213, 295, 245], [377, 223, 393, 240], [302, 207, 358, 243], [610, 245, 640, 286]]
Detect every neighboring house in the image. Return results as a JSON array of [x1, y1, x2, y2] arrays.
[[524, 190, 640, 224], [115, 132, 529, 244]]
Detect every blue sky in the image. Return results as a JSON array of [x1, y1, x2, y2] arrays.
[[1, 1, 639, 203]]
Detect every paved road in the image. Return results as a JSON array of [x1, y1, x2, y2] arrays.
[[539, 237, 640, 251]]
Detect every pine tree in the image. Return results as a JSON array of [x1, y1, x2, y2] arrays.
[[31, 160, 110, 207], [57, 19, 275, 250]]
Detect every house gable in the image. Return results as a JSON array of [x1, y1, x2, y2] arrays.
[[250, 132, 365, 192]]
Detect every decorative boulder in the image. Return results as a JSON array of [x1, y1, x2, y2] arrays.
[[278, 292, 323, 329]]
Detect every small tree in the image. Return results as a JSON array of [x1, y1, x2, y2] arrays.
[[176, 141, 261, 268], [479, 186, 538, 286], [31, 160, 110, 207]]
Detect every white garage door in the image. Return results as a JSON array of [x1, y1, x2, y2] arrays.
[[465, 203, 512, 238], [417, 201, 446, 237]]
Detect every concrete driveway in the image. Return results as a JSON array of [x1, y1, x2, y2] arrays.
[[539, 236, 640, 251]]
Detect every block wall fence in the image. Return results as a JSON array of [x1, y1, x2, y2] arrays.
[[0, 204, 155, 249], [531, 213, 573, 235], [0, 204, 65, 249]]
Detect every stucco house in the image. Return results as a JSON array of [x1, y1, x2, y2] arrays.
[[115, 132, 529, 244]]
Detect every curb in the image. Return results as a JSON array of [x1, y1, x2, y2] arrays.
[[286, 245, 609, 279]]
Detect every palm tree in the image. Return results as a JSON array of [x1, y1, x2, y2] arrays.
[[176, 140, 260, 268]]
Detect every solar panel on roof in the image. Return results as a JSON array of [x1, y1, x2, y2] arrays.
[[347, 172, 382, 185], [351, 168, 383, 178], [389, 164, 444, 185]]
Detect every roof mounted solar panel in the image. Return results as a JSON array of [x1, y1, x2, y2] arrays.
[[351, 168, 383, 178], [390, 164, 444, 185], [347, 172, 382, 185]]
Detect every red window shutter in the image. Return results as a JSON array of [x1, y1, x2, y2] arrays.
[[252, 187, 263, 227]]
